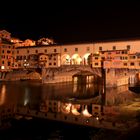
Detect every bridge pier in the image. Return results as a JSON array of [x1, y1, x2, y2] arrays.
[[129, 75, 136, 85]]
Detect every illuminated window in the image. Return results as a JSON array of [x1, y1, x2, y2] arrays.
[[120, 56, 123, 60], [122, 51, 127, 54], [130, 56, 136, 59], [101, 57, 105, 60], [8, 62, 10, 66], [1, 66, 5, 69], [124, 51, 127, 54], [7, 50, 11, 53], [116, 51, 120, 54], [23, 56, 26, 59], [95, 63, 98, 66], [127, 45, 130, 50], [130, 62, 135, 66], [64, 48, 67, 52], [75, 48, 78, 52], [113, 46, 116, 50], [124, 63, 127, 66], [87, 47, 90, 51], [99, 46, 102, 51], [35, 50, 38, 53]]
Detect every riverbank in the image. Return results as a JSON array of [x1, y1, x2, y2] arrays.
[[0, 70, 41, 81]]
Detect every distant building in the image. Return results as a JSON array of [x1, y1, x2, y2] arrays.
[[37, 38, 55, 45], [0, 30, 15, 71], [0, 30, 11, 41]]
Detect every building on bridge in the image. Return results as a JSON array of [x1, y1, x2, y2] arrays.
[[1, 30, 140, 71], [13, 41, 140, 70]]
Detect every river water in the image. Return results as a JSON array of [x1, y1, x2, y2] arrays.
[[0, 80, 139, 140], [0, 80, 100, 108]]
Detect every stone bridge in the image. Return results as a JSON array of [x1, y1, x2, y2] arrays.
[[42, 65, 140, 86], [42, 65, 102, 84]]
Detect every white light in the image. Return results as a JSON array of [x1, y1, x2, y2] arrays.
[[82, 105, 92, 117], [96, 116, 99, 120], [1, 66, 5, 69], [24, 99, 28, 106]]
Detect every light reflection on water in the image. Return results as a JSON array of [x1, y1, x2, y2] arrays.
[[0, 81, 138, 140], [0, 81, 100, 108], [0, 80, 135, 109], [0, 85, 6, 105]]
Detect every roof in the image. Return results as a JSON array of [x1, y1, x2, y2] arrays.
[[1, 38, 14, 44], [15, 44, 58, 49], [15, 36, 140, 49]]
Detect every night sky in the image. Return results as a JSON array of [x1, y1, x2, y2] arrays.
[[1, 1, 140, 43]]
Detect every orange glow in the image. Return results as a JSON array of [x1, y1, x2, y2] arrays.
[[61, 103, 72, 114], [71, 54, 82, 64], [71, 105, 80, 115], [0, 85, 6, 105]]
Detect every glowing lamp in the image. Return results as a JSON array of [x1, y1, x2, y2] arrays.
[[1, 66, 5, 69]]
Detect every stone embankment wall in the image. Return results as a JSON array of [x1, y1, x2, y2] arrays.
[[3, 70, 41, 81]]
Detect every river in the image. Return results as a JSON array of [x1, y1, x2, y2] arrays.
[[0, 80, 139, 140]]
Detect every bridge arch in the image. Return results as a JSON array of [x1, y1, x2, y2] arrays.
[[71, 54, 82, 65], [82, 53, 91, 65], [61, 54, 71, 65]]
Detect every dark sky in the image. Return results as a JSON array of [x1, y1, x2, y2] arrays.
[[1, 1, 140, 43]]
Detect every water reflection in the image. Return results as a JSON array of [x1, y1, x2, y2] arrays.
[[23, 88, 30, 106], [0, 81, 99, 108], [0, 85, 6, 105], [0, 80, 137, 109]]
